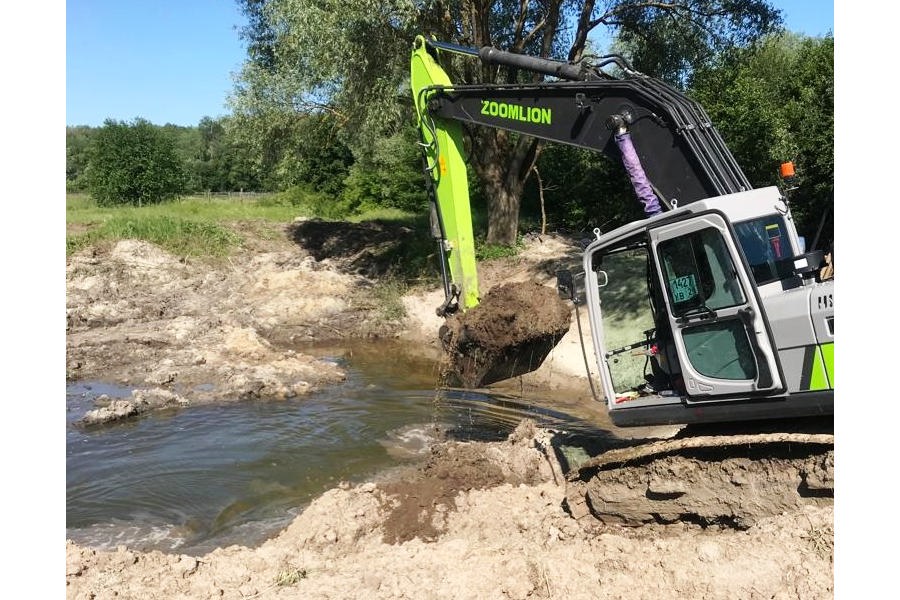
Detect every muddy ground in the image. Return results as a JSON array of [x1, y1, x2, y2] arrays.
[[65, 218, 834, 599]]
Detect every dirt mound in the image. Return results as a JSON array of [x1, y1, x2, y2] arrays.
[[378, 420, 552, 543], [66, 240, 361, 422], [289, 218, 421, 277], [439, 281, 572, 387]]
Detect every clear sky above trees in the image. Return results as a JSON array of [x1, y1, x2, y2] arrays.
[[65, 0, 834, 127]]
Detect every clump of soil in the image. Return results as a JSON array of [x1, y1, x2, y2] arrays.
[[377, 420, 551, 544], [439, 281, 572, 387]]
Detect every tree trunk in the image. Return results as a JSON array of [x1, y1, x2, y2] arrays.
[[458, 0, 569, 246], [470, 130, 540, 246], [483, 173, 523, 245]]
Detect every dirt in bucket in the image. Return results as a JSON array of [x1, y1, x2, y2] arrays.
[[439, 281, 571, 388]]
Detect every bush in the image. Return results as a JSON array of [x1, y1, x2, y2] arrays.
[[83, 118, 186, 206]]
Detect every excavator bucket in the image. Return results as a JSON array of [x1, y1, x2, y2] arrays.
[[438, 281, 571, 388]]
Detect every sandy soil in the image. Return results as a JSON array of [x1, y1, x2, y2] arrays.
[[65, 221, 834, 599]]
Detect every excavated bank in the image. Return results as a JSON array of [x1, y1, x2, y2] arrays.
[[439, 281, 571, 388]]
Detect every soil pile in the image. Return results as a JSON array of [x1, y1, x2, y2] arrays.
[[439, 281, 572, 388], [66, 236, 388, 424]]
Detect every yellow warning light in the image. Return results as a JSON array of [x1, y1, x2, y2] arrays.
[[779, 161, 795, 179]]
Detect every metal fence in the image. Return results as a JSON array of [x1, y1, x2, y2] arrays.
[[195, 191, 270, 199]]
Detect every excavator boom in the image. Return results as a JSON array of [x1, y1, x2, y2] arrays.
[[412, 35, 750, 315]]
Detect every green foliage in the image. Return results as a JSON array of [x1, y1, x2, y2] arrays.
[[292, 116, 354, 195], [231, 0, 785, 244], [527, 29, 833, 246], [83, 118, 187, 206], [66, 126, 96, 191], [280, 184, 352, 218], [526, 144, 644, 234], [179, 116, 262, 192], [475, 235, 523, 261], [610, 0, 783, 85], [159, 123, 204, 191], [226, 110, 353, 193], [233, 0, 418, 146], [67, 118, 264, 196], [340, 127, 424, 215], [691, 33, 833, 246], [237, 122, 423, 219]]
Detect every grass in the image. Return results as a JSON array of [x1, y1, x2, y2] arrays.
[[346, 206, 417, 223], [66, 193, 309, 257], [67, 193, 304, 225], [65, 194, 527, 298], [273, 566, 307, 586], [372, 277, 410, 322], [476, 242, 520, 261]]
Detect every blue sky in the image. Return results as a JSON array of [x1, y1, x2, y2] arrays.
[[67, 0, 248, 126], [66, 1, 836, 128]]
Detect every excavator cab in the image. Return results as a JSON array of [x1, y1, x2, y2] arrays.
[[579, 187, 833, 427]]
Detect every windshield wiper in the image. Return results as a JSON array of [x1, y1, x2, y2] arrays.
[[676, 304, 717, 324]]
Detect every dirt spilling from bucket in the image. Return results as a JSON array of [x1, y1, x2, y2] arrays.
[[439, 281, 571, 388]]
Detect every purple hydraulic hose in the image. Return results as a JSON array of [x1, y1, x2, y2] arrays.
[[614, 132, 662, 216]]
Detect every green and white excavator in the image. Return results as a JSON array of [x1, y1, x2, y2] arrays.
[[410, 35, 833, 430]]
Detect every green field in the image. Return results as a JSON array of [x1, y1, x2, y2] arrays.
[[66, 193, 299, 256], [65, 193, 429, 259]]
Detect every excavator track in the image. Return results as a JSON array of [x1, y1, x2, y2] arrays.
[[563, 432, 834, 529]]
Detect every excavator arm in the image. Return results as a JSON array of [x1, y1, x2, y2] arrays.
[[411, 38, 480, 315], [411, 35, 750, 316]]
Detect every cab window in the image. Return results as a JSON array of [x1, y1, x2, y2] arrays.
[[734, 215, 792, 285], [657, 227, 745, 316]]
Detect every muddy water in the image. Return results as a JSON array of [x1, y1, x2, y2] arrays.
[[66, 341, 615, 555]]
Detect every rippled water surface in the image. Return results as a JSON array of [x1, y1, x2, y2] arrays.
[[66, 341, 614, 555]]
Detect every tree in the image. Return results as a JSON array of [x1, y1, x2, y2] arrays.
[[83, 118, 186, 206], [191, 116, 264, 192], [691, 33, 833, 247], [66, 126, 96, 191], [233, 0, 783, 244], [161, 123, 204, 192], [528, 143, 642, 234]]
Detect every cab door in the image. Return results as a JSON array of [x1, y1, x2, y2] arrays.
[[649, 213, 784, 400]]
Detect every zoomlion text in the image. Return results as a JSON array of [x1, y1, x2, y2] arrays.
[[480, 101, 552, 125]]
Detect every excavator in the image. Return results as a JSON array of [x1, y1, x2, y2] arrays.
[[410, 35, 833, 433], [410, 35, 834, 527]]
